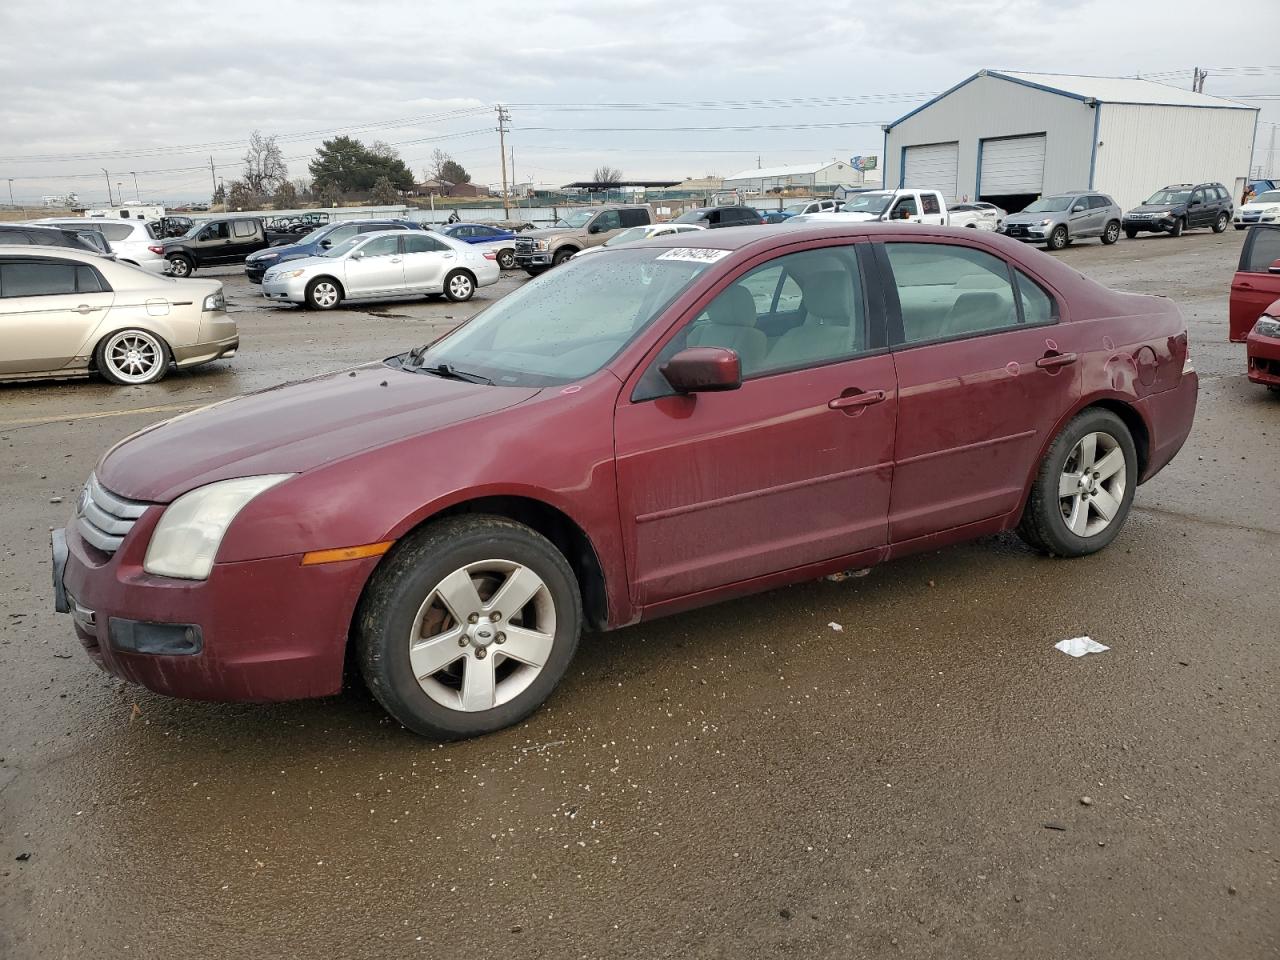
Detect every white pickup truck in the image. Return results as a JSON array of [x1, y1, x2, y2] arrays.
[[792, 188, 949, 226]]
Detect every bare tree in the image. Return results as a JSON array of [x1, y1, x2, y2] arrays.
[[242, 130, 288, 196], [592, 165, 623, 185], [369, 140, 399, 161], [272, 180, 299, 209]]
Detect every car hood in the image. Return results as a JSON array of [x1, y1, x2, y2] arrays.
[[262, 254, 336, 276], [1127, 204, 1181, 215], [96, 364, 542, 502], [1004, 211, 1062, 224], [248, 243, 310, 262], [1243, 200, 1280, 211], [519, 228, 582, 240]]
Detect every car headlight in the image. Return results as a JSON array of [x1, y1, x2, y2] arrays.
[[274, 269, 306, 279], [533, 239, 549, 251], [1265, 207, 1280, 217], [1254, 315, 1280, 339], [1038, 219, 1052, 226], [257, 252, 279, 260], [1159, 211, 1176, 219], [143, 475, 293, 580]]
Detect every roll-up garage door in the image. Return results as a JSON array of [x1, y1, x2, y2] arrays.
[[980, 135, 1046, 195], [903, 142, 959, 202]]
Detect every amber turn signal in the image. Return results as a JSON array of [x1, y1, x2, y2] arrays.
[[300, 541, 394, 566]]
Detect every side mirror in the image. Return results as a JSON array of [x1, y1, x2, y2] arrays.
[[198, 230, 213, 241], [588, 222, 604, 234], [1269, 259, 1280, 275], [1072, 205, 1085, 213], [350, 250, 365, 260], [660, 347, 742, 394], [319, 239, 332, 248]]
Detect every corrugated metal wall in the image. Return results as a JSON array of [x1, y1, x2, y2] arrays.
[[1093, 104, 1257, 211], [885, 74, 1095, 203]]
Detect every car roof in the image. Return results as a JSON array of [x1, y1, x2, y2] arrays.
[[0, 243, 103, 260]]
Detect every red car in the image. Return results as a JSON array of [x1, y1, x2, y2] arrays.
[[1228, 224, 1280, 388], [52, 225, 1198, 739]]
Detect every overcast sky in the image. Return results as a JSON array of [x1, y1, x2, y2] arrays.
[[1, 0, 1277, 204]]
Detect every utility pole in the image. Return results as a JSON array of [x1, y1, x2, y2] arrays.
[[1191, 67, 1208, 93], [496, 105, 511, 219], [510, 147, 517, 204], [131, 171, 140, 202], [1269, 124, 1277, 179], [209, 155, 218, 204], [102, 168, 112, 205]]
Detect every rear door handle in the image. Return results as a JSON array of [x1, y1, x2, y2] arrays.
[[829, 389, 886, 410], [1036, 351, 1078, 369], [74, 305, 100, 315], [390, 257, 402, 263]]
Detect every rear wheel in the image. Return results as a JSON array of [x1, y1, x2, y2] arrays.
[[95, 328, 169, 385], [1017, 408, 1137, 557], [1212, 211, 1229, 233], [1169, 217, 1184, 237], [305, 277, 342, 310], [523, 267, 547, 277], [356, 516, 583, 739], [497, 248, 515, 269], [1101, 220, 1121, 245], [1047, 225, 1069, 251], [444, 270, 475, 302], [166, 255, 193, 277]]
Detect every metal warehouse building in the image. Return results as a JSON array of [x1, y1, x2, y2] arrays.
[[883, 70, 1258, 213], [723, 160, 877, 194]]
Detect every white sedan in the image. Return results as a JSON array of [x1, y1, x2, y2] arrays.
[[1235, 190, 1280, 230], [571, 222, 705, 260], [948, 202, 1005, 230], [262, 230, 499, 309]]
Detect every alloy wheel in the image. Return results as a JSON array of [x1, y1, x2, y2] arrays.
[[448, 273, 473, 300], [1058, 431, 1127, 537], [408, 560, 556, 713], [103, 330, 164, 384], [311, 281, 339, 308]]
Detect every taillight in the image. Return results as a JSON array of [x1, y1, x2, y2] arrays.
[[148, 245, 164, 254], [483, 251, 497, 260]]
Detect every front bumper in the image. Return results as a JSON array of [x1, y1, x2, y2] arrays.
[[244, 263, 271, 283], [1246, 330, 1280, 387], [262, 275, 309, 303], [53, 510, 379, 702], [514, 251, 553, 267], [1123, 216, 1177, 233], [1002, 223, 1049, 241]]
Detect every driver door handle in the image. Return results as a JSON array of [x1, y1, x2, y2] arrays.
[[390, 257, 402, 263], [829, 389, 886, 410]]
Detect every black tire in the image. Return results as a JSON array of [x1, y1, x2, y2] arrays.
[[552, 248, 577, 266], [1169, 217, 1184, 237], [1212, 212, 1229, 233], [443, 269, 475, 302], [1047, 225, 1069, 251], [1124, 227, 1138, 240], [524, 267, 547, 277], [166, 255, 193, 277], [94, 328, 171, 385], [1235, 225, 1246, 231], [1101, 220, 1121, 245], [497, 248, 515, 270], [356, 515, 583, 740], [305, 276, 343, 310], [1017, 408, 1138, 558]]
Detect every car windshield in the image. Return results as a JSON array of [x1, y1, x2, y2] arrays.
[[840, 193, 892, 214], [1253, 191, 1280, 203], [602, 227, 650, 247], [551, 210, 594, 229], [297, 226, 329, 245], [323, 236, 365, 258], [1144, 189, 1192, 205], [672, 210, 709, 223], [407, 248, 717, 387], [1023, 196, 1074, 213]]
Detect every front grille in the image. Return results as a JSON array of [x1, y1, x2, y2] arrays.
[[515, 238, 537, 254], [76, 473, 148, 555]]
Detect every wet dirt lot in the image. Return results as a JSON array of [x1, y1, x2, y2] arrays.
[[1, 233, 1276, 959]]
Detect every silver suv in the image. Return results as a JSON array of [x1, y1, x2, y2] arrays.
[[1000, 192, 1123, 250]]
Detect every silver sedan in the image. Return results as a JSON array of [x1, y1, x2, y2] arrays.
[[262, 230, 500, 309]]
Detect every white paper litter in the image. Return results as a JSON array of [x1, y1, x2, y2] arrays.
[[828, 621, 843, 632], [1055, 636, 1109, 658]]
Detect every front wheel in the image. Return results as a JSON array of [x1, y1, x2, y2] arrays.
[[1017, 408, 1137, 557], [95, 328, 169, 385], [356, 516, 583, 739], [305, 277, 342, 310], [166, 255, 193, 277], [1212, 212, 1229, 233], [1047, 225, 1069, 251], [497, 248, 515, 270], [552, 248, 576, 267], [1101, 220, 1121, 245], [1124, 227, 1138, 240], [1235, 225, 1246, 231], [1169, 217, 1184, 237], [444, 269, 475, 302]]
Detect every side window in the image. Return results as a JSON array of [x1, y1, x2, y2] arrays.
[[592, 210, 621, 232], [1191, 189, 1206, 205], [360, 236, 400, 257], [1013, 269, 1057, 325], [884, 242, 1019, 344], [738, 260, 803, 315], [100, 222, 133, 242], [0, 230, 32, 245], [232, 220, 256, 238], [358, 223, 391, 234], [1218, 186, 1231, 201], [705, 210, 722, 226], [403, 234, 448, 254], [1243, 228, 1280, 272], [921, 194, 941, 215], [203, 222, 229, 240], [649, 246, 866, 387], [891, 196, 918, 219], [0, 260, 79, 297], [325, 225, 356, 245], [76, 265, 106, 293], [619, 209, 649, 228], [1087, 195, 1109, 210]]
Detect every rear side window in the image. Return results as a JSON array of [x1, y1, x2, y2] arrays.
[[1087, 195, 1109, 209], [921, 194, 941, 215], [883, 242, 1020, 344], [0, 260, 78, 297], [232, 220, 257, 238], [98, 222, 134, 242], [1013, 269, 1058, 324], [1242, 227, 1280, 273], [620, 208, 650, 228], [403, 234, 449, 253], [0, 229, 33, 244], [360, 222, 404, 234], [1215, 186, 1229, 201], [76, 265, 106, 292]]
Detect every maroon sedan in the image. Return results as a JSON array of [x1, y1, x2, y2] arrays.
[[53, 224, 1198, 739]]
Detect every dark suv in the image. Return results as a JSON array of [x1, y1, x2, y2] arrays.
[[672, 205, 764, 228], [244, 219, 426, 283], [163, 217, 271, 276], [0, 223, 110, 255], [1123, 182, 1232, 238]]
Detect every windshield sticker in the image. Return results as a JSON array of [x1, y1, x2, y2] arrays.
[[656, 247, 731, 264]]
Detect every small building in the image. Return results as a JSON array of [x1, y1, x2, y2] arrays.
[[415, 179, 488, 198], [723, 160, 874, 195], [883, 70, 1258, 212]]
